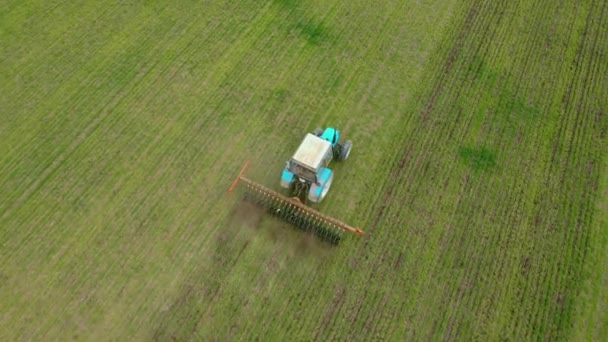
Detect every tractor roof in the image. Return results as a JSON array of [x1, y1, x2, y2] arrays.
[[291, 133, 332, 171]]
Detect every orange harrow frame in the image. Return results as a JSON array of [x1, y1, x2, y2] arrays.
[[227, 161, 364, 237]]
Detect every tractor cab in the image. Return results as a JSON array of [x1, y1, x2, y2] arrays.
[[280, 127, 353, 203], [283, 133, 332, 185]]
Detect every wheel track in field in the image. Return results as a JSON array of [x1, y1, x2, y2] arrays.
[[536, 0, 608, 337], [450, 0, 568, 337], [444, 0, 532, 336], [375, 252, 409, 340], [442, 0, 561, 339], [352, 0, 481, 243], [486, 4, 570, 339], [493, 0, 580, 338], [417, 0, 481, 125], [340, 41, 452, 333], [535, 0, 604, 337], [575, 2, 608, 323], [232, 0, 600, 336], [337, 1, 500, 338], [554, 66, 603, 335], [185, 0, 460, 334], [392, 0, 502, 336], [481, 1, 577, 338], [346, 0, 494, 336], [200, 10, 339, 339], [195, 16, 328, 336], [421, 0, 518, 331], [312, 1, 408, 128], [156, 12, 286, 328], [400, 0, 560, 336], [9, 1, 605, 339], [508, 0, 608, 338], [374, 43, 486, 338]]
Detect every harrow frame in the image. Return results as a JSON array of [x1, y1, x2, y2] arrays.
[[227, 161, 364, 243]]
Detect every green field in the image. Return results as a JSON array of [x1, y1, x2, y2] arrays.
[[1, 0, 607, 340]]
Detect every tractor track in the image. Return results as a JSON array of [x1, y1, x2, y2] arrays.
[[405, 1, 499, 336], [340, 1, 491, 338], [542, 0, 607, 337], [361, 0, 481, 237], [372, 0, 492, 336], [474, 0, 572, 338], [444, 0, 592, 336], [528, 0, 607, 338], [499, 0, 579, 337], [447, 0, 563, 339], [154, 2, 298, 329], [380, 0, 608, 338]]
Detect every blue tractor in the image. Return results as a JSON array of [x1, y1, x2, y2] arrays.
[[280, 127, 352, 203]]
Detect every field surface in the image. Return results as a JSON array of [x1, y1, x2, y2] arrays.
[[1, 0, 607, 340]]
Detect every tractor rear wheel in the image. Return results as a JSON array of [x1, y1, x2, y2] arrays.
[[319, 172, 333, 201], [339, 140, 352, 160], [312, 127, 323, 136], [308, 171, 334, 203]]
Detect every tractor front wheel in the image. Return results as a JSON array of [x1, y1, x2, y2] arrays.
[[339, 140, 352, 160]]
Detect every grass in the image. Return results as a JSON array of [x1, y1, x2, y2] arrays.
[[1, 0, 606, 340], [458, 146, 497, 171], [571, 142, 608, 340]]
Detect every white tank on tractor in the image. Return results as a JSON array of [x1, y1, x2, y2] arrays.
[[280, 127, 352, 203]]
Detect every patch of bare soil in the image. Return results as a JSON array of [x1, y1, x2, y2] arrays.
[[293, 230, 333, 257], [231, 196, 335, 255], [228, 199, 265, 230]]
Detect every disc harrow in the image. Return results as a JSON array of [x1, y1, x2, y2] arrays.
[[228, 161, 364, 244]]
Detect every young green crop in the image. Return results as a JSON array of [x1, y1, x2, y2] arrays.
[[0, 0, 606, 340]]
